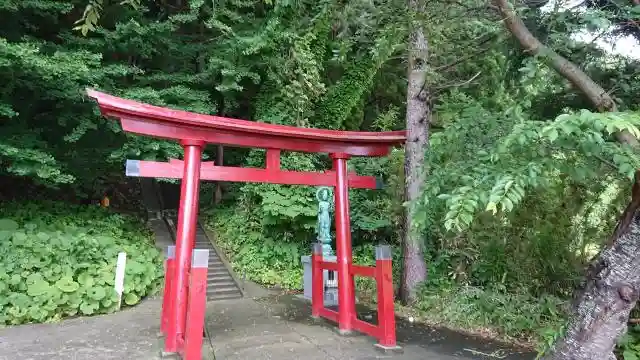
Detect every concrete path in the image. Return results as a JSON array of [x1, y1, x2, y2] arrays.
[[0, 291, 535, 360], [208, 293, 534, 360], [0, 298, 164, 360], [207, 296, 461, 360]]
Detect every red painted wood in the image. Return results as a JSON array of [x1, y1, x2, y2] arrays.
[[318, 261, 339, 271], [169, 158, 214, 166], [350, 264, 376, 278], [160, 255, 175, 335], [121, 117, 394, 156], [333, 155, 356, 334], [376, 257, 397, 347], [87, 89, 405, 157], [183, 253, 208, 360], [352, 318, 381, 339], [128, 160, 381, 189], [266, 149, 280, 170], [318, 308, 339, 323], [312, 249, 323, 318], [166, 143, 203, 353]]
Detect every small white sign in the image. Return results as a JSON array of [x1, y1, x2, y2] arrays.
[[114, 252, 127, 308]]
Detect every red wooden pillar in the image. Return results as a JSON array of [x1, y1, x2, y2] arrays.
[[374, 245, 399, 350], [183, 249, 209, 360], [311, 243, 323, 318], [161, 245, 175, 335], [331, 153, 356, 334], [165, 139, 205, 353]]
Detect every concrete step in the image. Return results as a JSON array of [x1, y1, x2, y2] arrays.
[[208, 275, 234, 283], [207, 284, 241, 292], [208, 278, 235, 285], [209, 263, 228, 270], [207, 289, 242, 298], [208, 280, 237, 288], [208, 273, 233, 281], [207, 292, 243, 301], [207, 292, 242, 301]]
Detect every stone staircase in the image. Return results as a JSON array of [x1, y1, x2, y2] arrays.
[[139, 178, 244, 302], [164, 215, 244, 301]]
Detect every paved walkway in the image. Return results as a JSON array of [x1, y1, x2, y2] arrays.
[[0, 297, 163, 360], [0, 290, 533, 360], [208, 296, 461, 360]]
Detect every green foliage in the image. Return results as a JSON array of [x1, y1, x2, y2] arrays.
[[428, 108, 640, 233], [204, 206, 305, 289], [415, 283, 566, 342], [315, 26, 403, 130], [617, 326, 640, 360], [0, 202, 163, 325], [536, 324, 567, 359]]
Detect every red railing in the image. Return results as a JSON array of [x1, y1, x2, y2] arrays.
[[311, 244, 399, 349]]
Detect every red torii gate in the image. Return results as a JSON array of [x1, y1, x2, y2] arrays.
[[87, 89, 406, 358]]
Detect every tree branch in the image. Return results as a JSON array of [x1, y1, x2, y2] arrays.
[[433, 36, 500, 72], [433, 71, 482, 93], [492, 0, 639, 146]]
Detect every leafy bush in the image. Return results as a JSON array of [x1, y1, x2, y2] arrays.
[[617, 325, 640, 360], [205, 205, 305, 289], [414, 281, 567, 343], [205, 204, 404, 294], [0, 201, 163, 325]]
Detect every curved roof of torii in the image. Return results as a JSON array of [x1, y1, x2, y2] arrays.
[[87, 89, 406, 157]]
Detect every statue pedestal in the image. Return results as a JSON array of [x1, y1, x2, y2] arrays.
[[300, 255, 338, 306]]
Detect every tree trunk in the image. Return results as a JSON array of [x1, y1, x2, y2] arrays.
[[493, 0, 638, 146], [542, 171, 640, 360], [400, 0, 430, 305]]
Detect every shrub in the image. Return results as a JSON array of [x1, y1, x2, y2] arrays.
[[0, 202, 163, 325], [205, 206, 305, 289]]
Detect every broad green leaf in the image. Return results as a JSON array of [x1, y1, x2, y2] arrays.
[[623, 350, 639, 360], [27, 279, 51, 297], [87, 286, 107, 301], [485, 202, 498, 214], [124, 293, 140, 305], [0, 219, 19, 231], [79, 301, 99, 315], [55, 277, 80, 293]]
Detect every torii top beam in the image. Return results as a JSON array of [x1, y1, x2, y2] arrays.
[[86, 89, 406, 157]]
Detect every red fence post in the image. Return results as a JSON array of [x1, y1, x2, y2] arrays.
[[311, 243, 324, 318], [331, 153, 355, 334], [165, 139, 204, 354], [160, 245, 175, 335], [374, 245, 401, 352], [183, 249, 209, 360]]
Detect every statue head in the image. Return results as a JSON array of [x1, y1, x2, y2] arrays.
[[316, 187, 331, 203]]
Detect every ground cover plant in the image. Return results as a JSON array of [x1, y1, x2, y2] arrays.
[[0, 201, 163, 325]]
